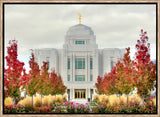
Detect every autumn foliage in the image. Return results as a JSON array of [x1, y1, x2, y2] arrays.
[[134, 29, 156, 99], [95, 29, 156, 103], [95, 76, 104, 94], [4, 40, 29, 106], [5, 40, 26, 97], [4, 40, 67, 106]]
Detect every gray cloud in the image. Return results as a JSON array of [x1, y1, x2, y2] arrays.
[[4, 4, 156, 72]]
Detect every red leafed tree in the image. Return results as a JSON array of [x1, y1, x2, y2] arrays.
[[134, 29, 156, 102], [24, 51, 40, 109], [49, 70, 57, 95], [114, 47, 135, 105], [4, 40, 25, 106], [95, 76, 104, 95], [37, 61, 50, 106], [49, 70, 66, 96], [56, 75, 67, 95], [20, 68, 30, 91], [103, 66, 117, 95]]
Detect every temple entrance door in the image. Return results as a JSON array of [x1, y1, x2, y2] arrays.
[[75, 89, 86, 99]]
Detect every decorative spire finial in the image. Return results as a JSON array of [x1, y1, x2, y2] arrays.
[[79, 13, 81, 24]]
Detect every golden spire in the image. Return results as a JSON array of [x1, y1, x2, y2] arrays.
[[79, 13, 81, 24]]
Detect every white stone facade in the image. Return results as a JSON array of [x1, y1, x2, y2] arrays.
[[34, 24, 125, 101]]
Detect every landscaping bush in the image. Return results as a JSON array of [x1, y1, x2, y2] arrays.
[[109, 95, 119, 106], [42, 96, 49, 107], [99, 95, 108, 104], [4, 94, 156, 114], [48, 95, 55, 106], [93, 94, 99, 103], [129, 94, 142, 104], [4, 97, 14, 106], [55, 95, 63, 104], [62, 94, 67, 101], [17, 97, 32, 110], [34, 96, 41, 107]]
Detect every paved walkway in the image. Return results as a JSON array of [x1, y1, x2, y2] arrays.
[[70, 99, 88, 104]]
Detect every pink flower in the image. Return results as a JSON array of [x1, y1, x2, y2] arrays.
[[76, 103, 79, 105], [86, 103, 89, 105], [19, 105, 23, 107], [44, 107, 49, 110], [128, 106, 131, 109], [10, 105, 13, 108], [151, 107, 153, 110], [39, 108, 42, 111]]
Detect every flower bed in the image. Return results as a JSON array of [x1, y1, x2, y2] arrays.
[[4, 100, 157, 114], [4, 105, 29, 113]]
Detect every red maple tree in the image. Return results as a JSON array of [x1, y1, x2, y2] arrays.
[[134, 29, 156, 102], [95, 76, 104, 95], [49, 70, 66, 96], [114, 47, 135, 105], [24, 51, 40, 109], [4, 40, 26, 106]]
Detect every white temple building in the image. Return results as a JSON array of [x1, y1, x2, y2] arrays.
[[34, 16, 125, 101]]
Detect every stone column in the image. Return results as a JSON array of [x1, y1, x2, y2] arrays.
[[70, 54, 73, 81], [64, 46, 68, 82], [88, 88, 91, 99], [86, 88, 88, 100], [93, 51, 98, 82], [73, 53, 75, 81], [85, 53, 88, 82], [88, 54, 90, 81], [92, 55, 95, 82], [72, 88, 74, 100]]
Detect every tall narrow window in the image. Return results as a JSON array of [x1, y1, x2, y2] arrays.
[[111, 60, 113, 69], [75, 58, 85, 69], [68, 75, 70, 81], [46, 57, 49, 68], [75, 41, 85, 44], [90, 75, 93, 81], [47, 61, 49, 68], [75, 75, 85, 81], [90, 58, 93, 69], [68, 58, 70, 69]]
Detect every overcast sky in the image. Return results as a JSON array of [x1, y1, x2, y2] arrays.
[[4, 4, 156, 73]]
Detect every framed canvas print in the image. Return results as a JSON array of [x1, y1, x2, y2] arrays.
[[0, 0, 159, 117]]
